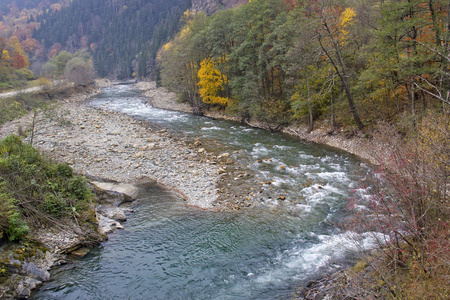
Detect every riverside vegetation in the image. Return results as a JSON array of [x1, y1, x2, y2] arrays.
[[0, 135, 101, 298], [157, 0, 450, 298], [0, 82, 107, 298]]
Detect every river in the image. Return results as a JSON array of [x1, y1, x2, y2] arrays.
[[34, 84, 376, 299]]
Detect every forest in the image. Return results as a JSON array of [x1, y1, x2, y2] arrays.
[[159, 0, 449, 297], [159, 0, 449, 130], [0, 0, 192, 84], [33, 0, 192, 78]]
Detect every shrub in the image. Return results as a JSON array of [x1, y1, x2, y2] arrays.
[[346, 114, 450, 298], [42, 193, 67, 217], [56, 163, 73, 177], [15, 68, 35, 81], [68, 176, 91, 201], [5, 212, 30, 242], [0, 135, 95, 242]]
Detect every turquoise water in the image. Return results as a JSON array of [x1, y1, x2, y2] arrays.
[[34, 85, 375, 299]]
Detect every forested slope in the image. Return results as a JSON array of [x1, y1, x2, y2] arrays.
[[33, 0, 192, 79], [159, 0, 449, 130]]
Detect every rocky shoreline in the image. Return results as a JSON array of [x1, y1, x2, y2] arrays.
[[0, 81, 225, 298], [0, 83, 222, 210], [134, 81, 380, 166]]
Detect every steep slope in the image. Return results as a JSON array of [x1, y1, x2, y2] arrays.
[[33, 0, 192, 79]]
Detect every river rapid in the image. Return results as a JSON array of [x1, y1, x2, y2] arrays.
[[34, 84, 376, 299]]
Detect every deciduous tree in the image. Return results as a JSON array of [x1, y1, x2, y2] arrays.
[[197, 58, 228, 106]]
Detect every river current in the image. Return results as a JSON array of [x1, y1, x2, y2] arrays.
[[34, 85, 376, 299]]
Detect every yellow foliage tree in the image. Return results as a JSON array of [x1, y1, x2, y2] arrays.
[[197, 58, 228, 106], [1, 50, 11, 67], [9, 36, 30, 69], [338, 7, 356, 44]]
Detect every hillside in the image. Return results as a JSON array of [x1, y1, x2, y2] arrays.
[[32, 0, 192, 79], [1, 0, 249, 80], [191, 0, 248, 14]]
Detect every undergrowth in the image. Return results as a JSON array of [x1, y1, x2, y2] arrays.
[[345, 112, 450, 299], [0, 82, 76, 126], [0, 135, 94, 242]]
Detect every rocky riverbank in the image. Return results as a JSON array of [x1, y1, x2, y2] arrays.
[[134, 81, 381, 166], [0, 80, 228, 298], [0, 84, 223, 210]]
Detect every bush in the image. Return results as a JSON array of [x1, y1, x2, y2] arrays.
[[68, 176, 92, 201], [0, 135, 95, 242], [43, 193, 67, 217], [5, 212, 30, 242], [346, 114, 450, 298], [15, 69, 35, 81], [57, 163, 73, 177]]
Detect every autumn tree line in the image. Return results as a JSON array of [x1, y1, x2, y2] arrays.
[[0, 0, 191, 89], [33, 0, 191, 79], [159, 0, 450, 296], [159, 0, 449, 131]]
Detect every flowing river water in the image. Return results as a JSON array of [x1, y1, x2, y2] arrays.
[[34, 85, 377, 299]]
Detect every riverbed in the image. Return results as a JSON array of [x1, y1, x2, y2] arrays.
[[27, 84, 378, 299]]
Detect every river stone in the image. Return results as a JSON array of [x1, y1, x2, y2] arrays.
[[16, 277, 42, 299], [218, 153, 230, 159], [71, 247, 91, 258], [22, 262, 50, 281], [98, 206, 127, 222], [92, 181, 140, 199], [97, 214, 124, 235]]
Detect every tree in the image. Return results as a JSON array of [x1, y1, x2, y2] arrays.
[[159, 10, 210, 113], [20, 38, 38, 54], [197, 58, 228, 106], [1, 49, 11, 68], [64, 49, 95, 86], [9, 36, 30, 69], [315, 3, 364, 130]]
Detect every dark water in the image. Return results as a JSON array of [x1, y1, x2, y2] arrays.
[[34, 85, 377, 299]]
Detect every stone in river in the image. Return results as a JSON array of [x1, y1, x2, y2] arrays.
[[71, 247, 91, 258]]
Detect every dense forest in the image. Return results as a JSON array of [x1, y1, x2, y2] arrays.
[[0, 0, 68, 16], [159, 0, 449, 130], [1, 0, 192, 82], [33, 0, 192, 79]]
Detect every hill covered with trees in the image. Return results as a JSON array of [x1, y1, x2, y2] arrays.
[[32, 0, 192, 79]]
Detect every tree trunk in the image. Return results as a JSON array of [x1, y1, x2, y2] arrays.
[[318, 15, 364, 130], [306, 68, 313, 132]]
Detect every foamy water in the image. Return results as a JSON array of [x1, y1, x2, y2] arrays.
[[34, 84, 377, 299]]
